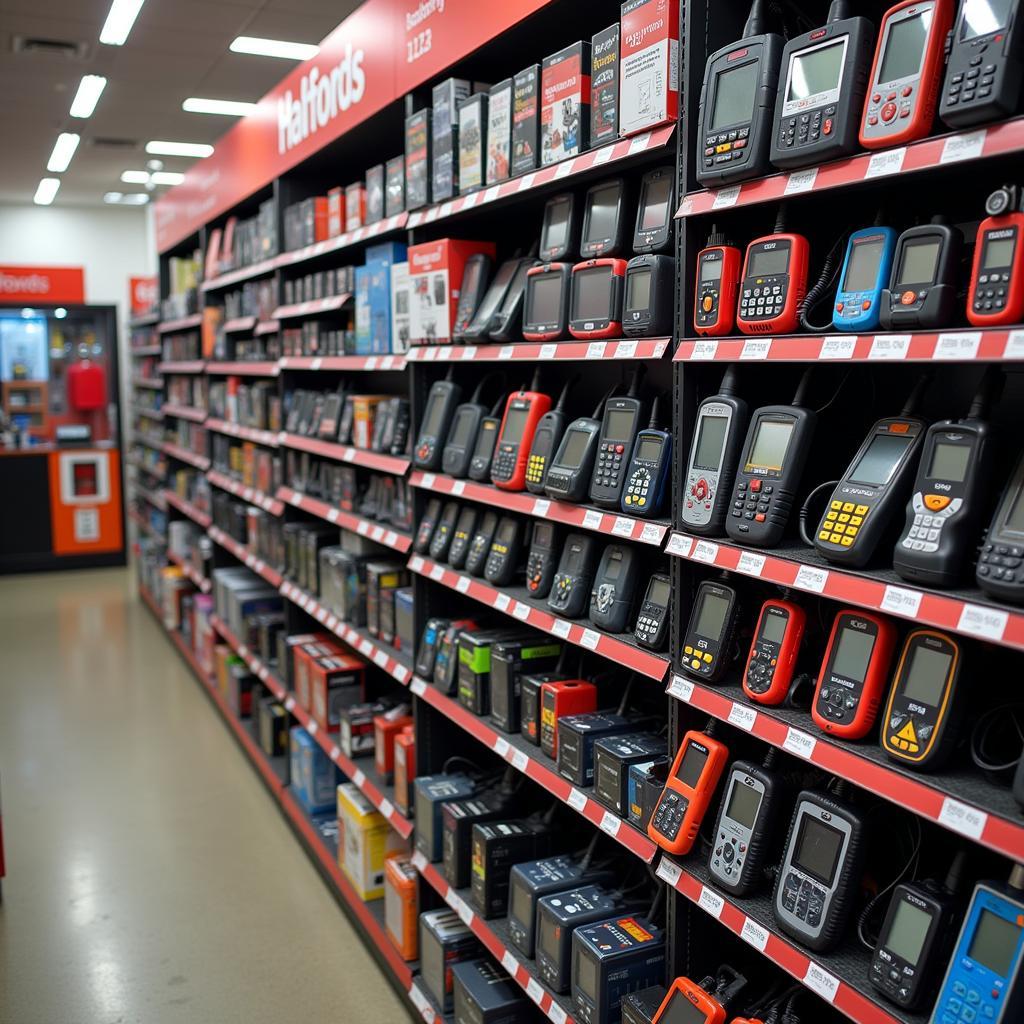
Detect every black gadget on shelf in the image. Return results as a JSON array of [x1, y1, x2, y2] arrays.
[[708, 758, 786, 896], [448, 506, 479, 570], [415, 373, 462, 470], [680, 578, 740, 682], [548, 533, 601, 618], [526, 521, 561, 598], [488, 258, 535, 342], [770, 1, 875, 169], [978, 450, 1024, 602], [540, 193, 580, 263], [544, 387, 615, 504], [590, 367, 647, 509], [484, 516, 524, 587], [428, 501, 461, 562], [880, 222, 964, 329], [442, 375, 502, 479], [580, 178, 630, 258], [634, 574, 670, 651], [464, 258, 523, 339], [589, 544, 640, 634], [416, 617, 449, 679], [568, 258, 628, 339], [940, 0, 1024, 128], [526, 378, 573, 494], [633, 166, 675, 254], [773, 789, 867, 951], [623, 255, 675, 337], [621, 395, 671, 518], [696, 0, 785, 186], [683, 367, 750, 537], [894, 368, 1001, 587], [522, 263, 573, 342], [467, 396, 504, 481], [452, 254, 493, 341], [465, 510, 500, 577], [415, 498, 443, 554]]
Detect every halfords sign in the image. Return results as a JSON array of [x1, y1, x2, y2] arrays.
[[0, 266, 85, 304]]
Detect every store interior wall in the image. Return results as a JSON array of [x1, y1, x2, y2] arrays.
[[0, 202, 156, 445]]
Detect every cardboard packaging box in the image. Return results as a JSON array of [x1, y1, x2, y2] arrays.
[[384, 855, 419, 960], [355, 264, 393, 355], [374, 707, 413, 780], [385, 156, 405, 218], [457, 93, 487, 195], [511, 64, 541, 175], [366, 164, 384, 224], [620, 0, 680, 135], [327, 187, 344, 238], [337, 783, 404, 900], [366, 560, 409, 638], [310, 651, 366, 733], [591, 23, 621, 146], [389, 261, 412, 354], [290, 726, 337, 814], [345, 182, 366, 231], [294, 639, 340, 709], [541, 41, 591, 165], [404, 109, 431, 210], [431, 78, 473, 202], [486, 79, 513, 185], [258, 695, 289, 757]]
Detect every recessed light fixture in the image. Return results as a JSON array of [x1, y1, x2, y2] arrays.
[[120, 170, 149, 184], [34, 178, 60, 205], [47, 133, 80, 173], [70, 75, 107, 118], [100, 0, 146, 46], [229, 35, 319, 60], [145, 140, 214, 158], [104, 191, 149, 205], [182, 97, 258, 117], [121, 169, 185, 186]]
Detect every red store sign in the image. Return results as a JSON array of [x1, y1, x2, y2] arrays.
[[0, 265, 85, 305]]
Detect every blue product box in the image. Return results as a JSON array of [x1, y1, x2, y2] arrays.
[[290, 726, 337, 813], [355, 261, 394, 354], [366, 241, 407, 267]]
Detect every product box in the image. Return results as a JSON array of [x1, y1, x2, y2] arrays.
[[384, 855, 419, 960], [406, 238, 497, 345], [404, 109, 431, 210], [327, 187, 344, 238], [385, 156, 405, 218], [290, 726, 337, 814], [336, 782, 403, 900], [351, 395, 387, 449], [258, 695, 289, 757], [389, 261, 412, 354], [541, 41, 591, 165], [310, 651, 366, 733], [366, 163, 385, 224], [395, 586, 415, 651], [355, 263, 393, 355], [591, 23, 621, 146], [620, 0, 680, 135], [345, 182, 366, 231], [432, 78, 473, 202], [457, 93, 487, 194], [393, 726, 416, 817], [226, 662, 254, 718], [374, 707, 413, 780], [486, 79, 513, 185], [340, 700, 386, 758], [511, 64, 541, 175], [366, 560, 410, 637], [366, 241, 407, 266], [294, 639, 340, 709]]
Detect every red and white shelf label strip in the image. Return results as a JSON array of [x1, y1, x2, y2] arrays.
[[255, 320, 280, 336], [205, 418, 280, 447], [157, 314, 203, 334], [162, 404, 207, 423], [207, 469, 284, 516], [675, 329, 1024, 363], [205, 361, 280, 376], [161, 443, 210, 470], [677, 117, 1024, 218], [222, 316, 257, 333], [208, 526, 283, 588], [271, 293, 351, 320], [407, 981, 439, 1024], [163, 489, 212, 528], [279, 433, 411, 476], [277, 213, 409, 268], [408, 471, 669, 547], [406, 337, 669, 363], [666, 531, 1024, 651], [157, 360, 206, 373], [666, 674, 1016, 860], [276, 487, 411, 553], [407, 125, 675, 230], [656, 857, 901, 1024], [202, 255, 279, 291], [278, 353, 406, 371]]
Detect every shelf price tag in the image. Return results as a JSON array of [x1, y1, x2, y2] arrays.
[[513, 601, 532, 621], [692, 340, 719, 360], [698, 886, 724, 918], [540, 344, 558, 360], [549, 1002, 568, 1024], [429, 563, 445, 581], [526, 979, 545, 1005], [656, 858, 682, 887], [616, 340, 637, 359], [568, 788, 588, 811], [711, 185, 741, 209], [728, 702, 757, 732], [456, 575, 471, 593], [939, 796, 988, 839], [495, 593, 512, 612], [452, 894, 474, 926], [510, 749, 529, 772], [783, 727, 817, 760], [666, 533, 693, 558], [587, 341, 607, 360], [803, 962, 839, 1003], [599, 811, 621, 837], [667, 675, 694, 702], [881, 585, 922, 618], [412, 849, 427, 871], [692, 540, 719, 563], [352, 768, 366, 788], [740, 338, 771, 360], [956, 602, 1007, 641], [534, 499, 551, 517], [551, 618, 572, 639], [784, 167, 818, 195], [494, 737, 511, 757], [1003, 330, 1024, 358], [869, 333, 911, 360], [741, 918, 770, 951], [554, 158, 576, 179], [502, 951, 519, 976], [736, 551, 766, 577], [582, 509, 604, 529], [451, 480, 466, 496], [794, 564, 830, 593], [820, 335, 856, 359], [941, 128, 986, 164], [640, 523, 663, 544], [411, 678, 427, 696], [592, 146, 614, 165], [580, 629, 601, 650], [865, 147, 906, 178], [499, 345, 515, 360], [612, 516, 635, 538], [935, 331, 982, 360]]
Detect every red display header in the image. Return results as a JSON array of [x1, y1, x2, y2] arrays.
[[0, 265, 85, 305], [155, 0, 551, 252], [129, 275, 158, 316]]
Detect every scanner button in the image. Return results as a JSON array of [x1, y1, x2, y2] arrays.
[[881, 101, 898, 121], [924, 495, 951, 512], [850, 516, 863, 526], [854, 505, 868, 515], [819, 530, 832, 541], [826, 511, 838, 521], [830, 533, 843, 543], [838, 513, 851, 523], [841, 536, 854, 546], [830, 500, 842, 510], [901, 85, 913, 97], [842, 502, 855, 512], [901, 290, 917, 305]]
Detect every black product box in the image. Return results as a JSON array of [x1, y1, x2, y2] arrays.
[[339, 700, 387, 758], [432, 78, 473, 202], [590, 23, 620, 147], [520, 674, 547, 746], [457, 93, 488, 195], [470, 821, 551, 919], [489, 641, 563, 734], [511, 65, 541, 176], [627, 756, 670, 830], [452, 960, 531, 1024], [257, 695, 289, 757], [366, 560, 409, 638], [366, 163, 384, 224], [420, 908, 480, 1015], [622, 986, 668, 1024], [385, 156, 405, 217], [442, 794, 515, 889], [405, 108, 431, 210], [557, 711, 640, 786], [395, 586, 415, 652], [486, 78, 513, 185], [593, 733, 668, 817], [541, 41, 591, 166], [457, 628, 528, 716]]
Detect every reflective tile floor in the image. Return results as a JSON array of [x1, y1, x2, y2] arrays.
[[0, 568, 409, 1024]]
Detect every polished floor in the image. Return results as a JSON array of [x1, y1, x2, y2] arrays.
[[0, 568, 409, 1024]]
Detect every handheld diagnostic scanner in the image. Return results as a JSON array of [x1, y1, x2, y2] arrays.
[[832, 226, 898, 332], [526, 377, 575, 494], [491, 369, 553, 492], [633, 166, 676, 255], [451, 253, 493, 341], [487, 258, 535, 342], [736, 228, 811, 335], [414, 370, 462, 470], [568, 258, 628, 339], [540, 192, 581, 263], [881, 220, 964, 330], [623, 254, 676, 338], [544, 385, 616, 504], [442, 372, 504, 478], [580, 177, 631, 258], [680, 579, 741, 682], [968, 184, 1024, 326], [463, 258, 529, 340], [589, 366, 648, 510], [978, 449, 1024, 602], [694, 227, 743, 337], [742, 597, 807, 704], [523, 262, 573, 342], [621, 394, 672, 517]]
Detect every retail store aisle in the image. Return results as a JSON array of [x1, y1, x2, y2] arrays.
[[0, 568, 409, 1024]]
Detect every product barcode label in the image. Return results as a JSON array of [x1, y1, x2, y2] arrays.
[[939, 796, 987, 839], [728, 702, 757, 732], [656, 858, 681, 887], [803, 962, 839, 1003], [741, 917, 770, 951], [783, 727, 817, 760], [698, 886, 724, 918]]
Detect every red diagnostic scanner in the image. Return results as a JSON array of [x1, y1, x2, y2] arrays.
[[736, 234, 809, 335], [968, 193, 1024, 326], [491, 386, 553, 492], [742, 598, 806, 705], [694, 244, 742, 336], [653, 978, 727, 1024]]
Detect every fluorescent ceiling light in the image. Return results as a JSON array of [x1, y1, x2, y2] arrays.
[[100, 0, 145, 46], [230, 35, 319, 60], [183, 97, 258, 116], [70, 75, 107, 118], [145, 140, 213, 158], [34, 178, 60, 205], [47, 132, 80, 173], [104, 191, 123, 202], [151, 171, 184, 186], [121, 170, 149, 184], [104, 192, 148, 205]]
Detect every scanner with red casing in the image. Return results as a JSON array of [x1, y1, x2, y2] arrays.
[[490, 387, 553, 491], [736, 234, 809, 335], [694, 244, 742, 336], [742, 598, 806, 705], [653, 977, 727, 1024], [967, 210, 1024, 326]]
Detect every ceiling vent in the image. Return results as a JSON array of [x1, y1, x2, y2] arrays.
[[11, 35, 91, 60]]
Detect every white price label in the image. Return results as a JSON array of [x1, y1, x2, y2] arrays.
[[429, 563, 445, 581], [794, 564, 830, 593], [330, 745, 342, 763], [668, 675, 694, 702], [551, 618, 572, 639], [568, 788, 588, 811], [740, 338, 771, 360], [728, 702, 757, 732], [667, 533, 694, 558], [711, 185, 741, 209], [628, 131, 652, 155], [534, 499, 551, 516], [698, 886, 724, 918], [437, 347, 452, 361], [454, 895, 474, 926], [456, 576, 471, 594], [692, 540, 719, 563], [881, 584, 922, 618], [311, 357, 322, 371], [587, 341, 607, 360], [357, 520, 370, 536], [502, 951, 519, 976], [549, 1002, 568, 1024], [463, 192, 479, 209], [580, 629, 601, 650], [513, 601, 532, 621], [1003, 330, 1024, 358], [935, 331, 982, 360], [640, 523, 663, 544], [352, 769, 366, 788], [409, 555, 424, 572], [307, 720, 318, 736], [439, 202, 453, 219], [692, 339, 719, 360], [499, 345, 514, 360], [494, 737, 511, 757], [820, 335, 856, 359], [409, 983, 431, 1017], [511, 749, 529, 772], [616, 339, 637, 359], [359, 640, 373, 657], [939, 796, 988, 840], [373, 649, 389, 669], [941, 128, 986, 164], [460, 347, 475, 361], [258, 666, 269, 681], [865, 147, 906, 178], [285, 696, 296, 711], [582, 509, 604, 529], [612, 516, 635, 538], [803, 962, 839, 1003], [741, 917, 770, 951], [411, 678, 427, 696], [592, 146, 614, 165], [956, 602, 1008, 641], [412, 849, 427, 871], [421, 474, 436, 489], [869, 333, 911, 360], [783, 727, 817, 760], [784, 167, 818, 195], [518, 173, 537, 192], [656, 858, 682, 887], [554, 158, 576, 179], [599, 811, 621, 837], [736, 551, 766, 577], [379, 798, 394, 820], [484, 186, 501, 204], [526, 979, 545, 1005], [540, 344, 558, 360], [451, 480, 466, 496], [365, 356, 379, 370], [394, 664, 411, 684], [495, 593, 512, 612]]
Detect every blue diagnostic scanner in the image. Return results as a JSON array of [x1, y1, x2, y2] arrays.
[[833, 227, 897, 332]]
